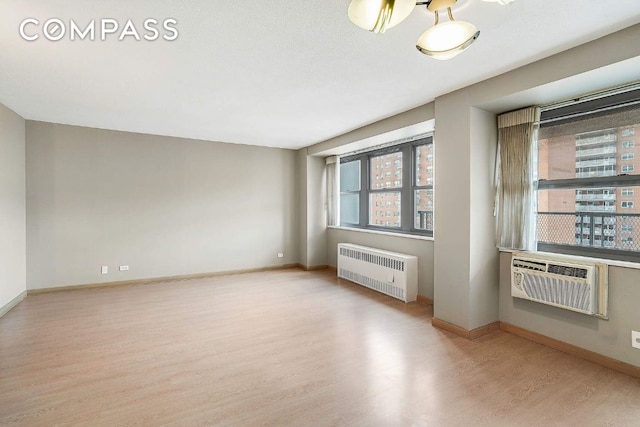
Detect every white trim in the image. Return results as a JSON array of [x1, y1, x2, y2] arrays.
[[0, 290, 27, 319], [499, 248, 640, 271], [339, 132, 433, 158], [325, 155, 338, 165], [328, 225, 434, 241]]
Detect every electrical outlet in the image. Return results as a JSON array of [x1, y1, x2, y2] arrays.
[[632, 331, 640, 349], [277, 253, 284, 258], [101, 266, 108, 275], [119, 265, 129, 271]]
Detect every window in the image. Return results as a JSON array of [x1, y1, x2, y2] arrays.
[[339, 137, 434, 236], [339, 161, 360, 225], [536, 86, 640, 260]]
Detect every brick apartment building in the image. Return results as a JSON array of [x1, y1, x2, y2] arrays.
[[370, 144, 433, 229]]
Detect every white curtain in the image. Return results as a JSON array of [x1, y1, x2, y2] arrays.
[[326, 156, 339, 226], [495, 107, 540, 250]]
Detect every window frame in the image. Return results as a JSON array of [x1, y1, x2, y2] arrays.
[[621, 201, 635, 209], [339, 136, 434, 237], [536, 86, 640, 262], [338, 159, 362, 227]]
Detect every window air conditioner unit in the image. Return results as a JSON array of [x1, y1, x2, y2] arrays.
[[511, 253, 608, 318]]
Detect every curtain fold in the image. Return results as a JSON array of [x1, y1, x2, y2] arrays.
[[326, 156, 339, 226], [495, 106, 540, 250]]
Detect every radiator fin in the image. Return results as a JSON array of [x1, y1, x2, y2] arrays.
[[339, 247, 405, 272], [339, 268, 405, 300]]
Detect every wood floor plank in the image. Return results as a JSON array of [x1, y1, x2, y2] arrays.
[[1, 269, 639, 426]]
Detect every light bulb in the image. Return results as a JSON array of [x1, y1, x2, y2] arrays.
[[416, 20, 480, 60]]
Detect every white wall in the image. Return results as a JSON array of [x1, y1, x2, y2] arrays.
[[298, 149, 328, 269], [0, 104, 26, 313], [26, 122, 298, 290], [499, 252, 640, 367], [433, 94, 473, 328]]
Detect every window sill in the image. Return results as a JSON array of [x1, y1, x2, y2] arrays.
[[499, 248, 640, 271], [328, 226, 434, 242]]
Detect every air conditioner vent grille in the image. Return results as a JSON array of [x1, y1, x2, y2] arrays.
[[547, 264, 588, 279], [522, 273, 592, 312], [512, 259, 546, 271]]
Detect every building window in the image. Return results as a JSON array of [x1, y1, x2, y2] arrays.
[[536, 86, 640, 260], [339, 160, 360, 226], [339, 136, 434, 236]]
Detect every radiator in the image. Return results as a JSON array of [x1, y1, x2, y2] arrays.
[[337, 243, 418, 303]]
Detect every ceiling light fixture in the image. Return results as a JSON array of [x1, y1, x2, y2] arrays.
[[347, 0, 505, 59], [415, 1, 479, 60], [348, 0, 417, 34], [480, 0, 515, 5]]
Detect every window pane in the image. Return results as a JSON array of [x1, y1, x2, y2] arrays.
[[340, 194, 359, 225], [340, 161, 360, 192], [415, 144, 433, 186], [414, 189, 434, 231], [538, 186, 640, 252], [369, 192, 401, 228], [370, 152, 402, 189], [539, 120, 640, 180]]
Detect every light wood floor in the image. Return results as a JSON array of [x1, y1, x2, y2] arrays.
[[1, 269, 639, 426]]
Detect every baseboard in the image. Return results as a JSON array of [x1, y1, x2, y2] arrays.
[[27, 264, 301, 295], [0, 290, 27, 319], [327, 265, 337, 272], [416, 295, 433, 305], [470, 321, 501, 340], [500, 322, 640, 380], [297, 264, 329, 271], [432, 317, 500, 340]]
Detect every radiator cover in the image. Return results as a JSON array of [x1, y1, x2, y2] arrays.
[[337, 243, 418, 303]]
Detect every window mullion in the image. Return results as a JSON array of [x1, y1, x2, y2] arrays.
[[360, 155, 368, 227], [401, 145, 412, 231]]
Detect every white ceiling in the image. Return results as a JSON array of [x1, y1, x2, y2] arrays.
[[1, 1, 639, 150]]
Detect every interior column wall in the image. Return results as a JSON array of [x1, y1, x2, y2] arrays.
[[0, 104, 26, 314]]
